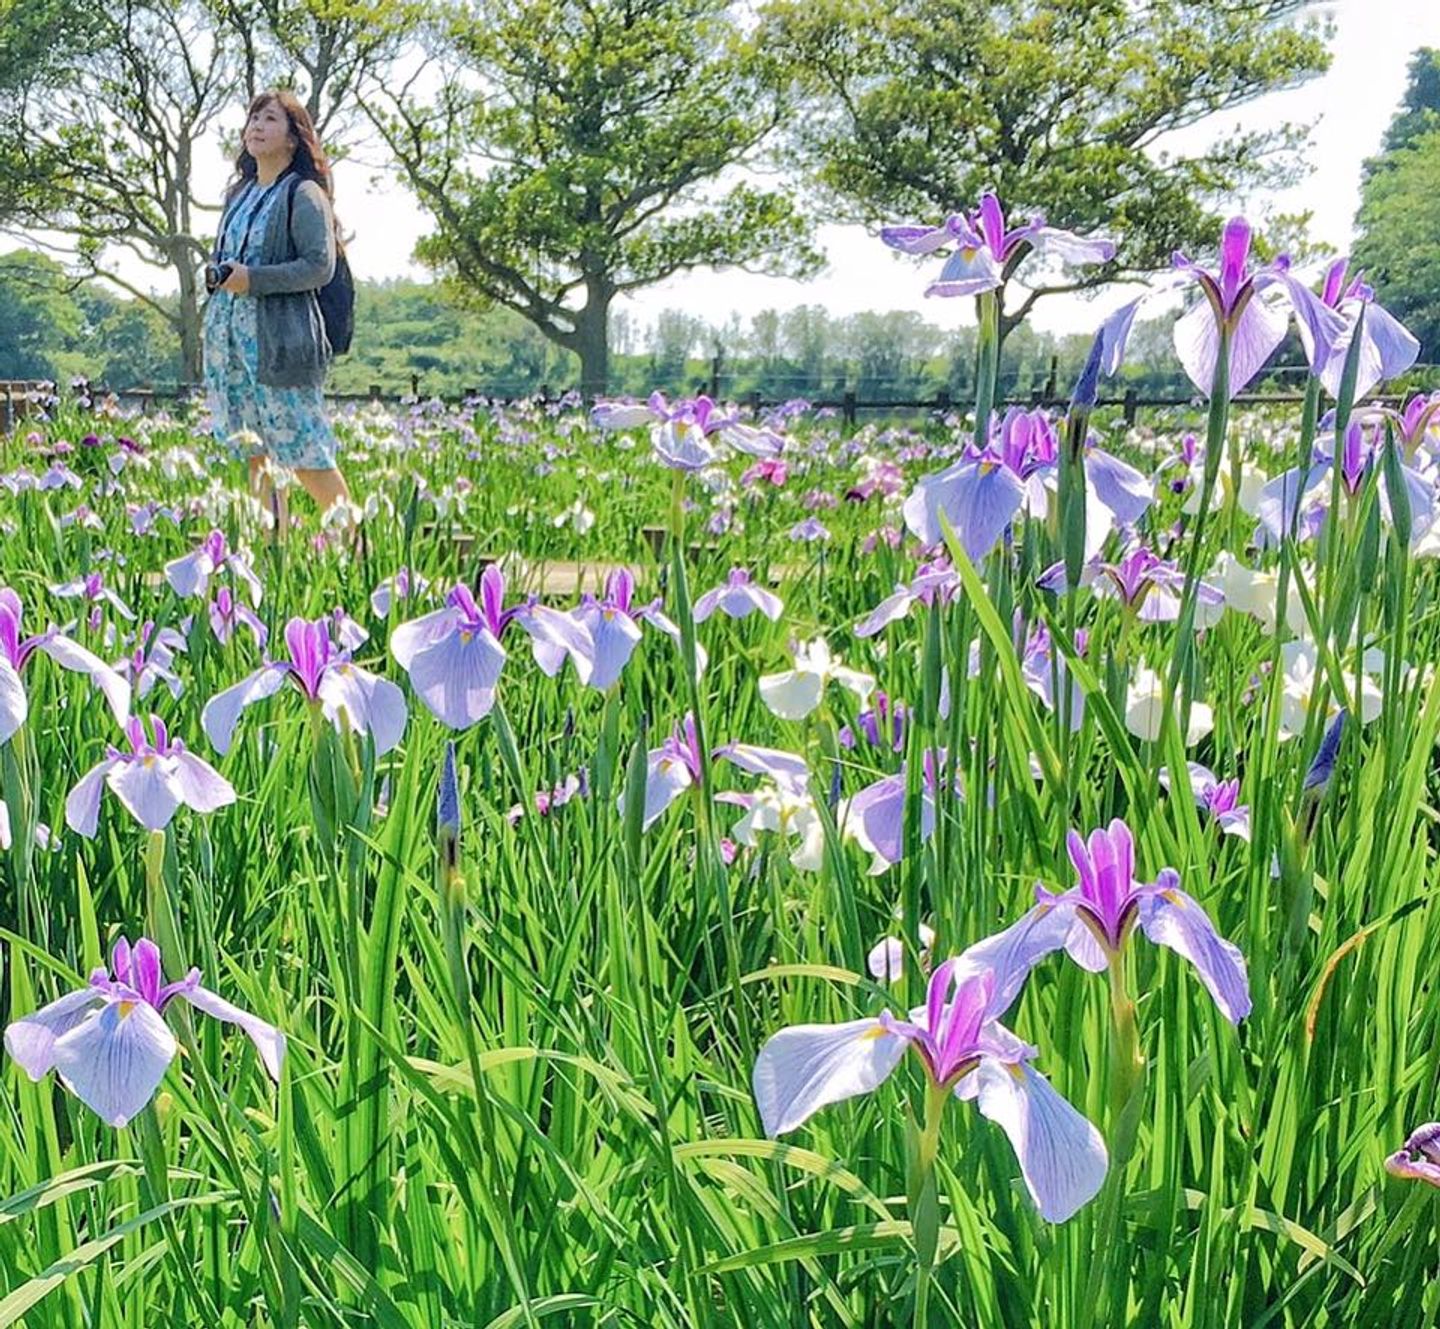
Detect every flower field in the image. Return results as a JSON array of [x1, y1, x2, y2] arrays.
[[2, 214, 1440, 1327]]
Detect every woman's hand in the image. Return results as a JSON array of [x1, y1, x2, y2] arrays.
[[220, 264, 251, 295]]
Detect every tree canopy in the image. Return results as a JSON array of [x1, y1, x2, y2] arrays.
[[1353, 47, 1440, 361], [758, 0, 1332, 340], [363, 0, 822, 394]]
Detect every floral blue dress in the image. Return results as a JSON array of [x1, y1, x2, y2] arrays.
[[203, 179, 340, 470]]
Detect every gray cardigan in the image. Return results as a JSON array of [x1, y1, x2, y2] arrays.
[[241, 176, 336, 388]]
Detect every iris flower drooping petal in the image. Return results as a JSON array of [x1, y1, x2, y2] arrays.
[[752, 961, 1108, 1222], [4, 935, 283, 1127]]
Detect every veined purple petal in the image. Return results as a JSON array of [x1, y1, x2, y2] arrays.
[[902, 459, 1026, 557], [578, 608, 642, 691], [1322, 299, 1422, 402], [633, 750, 695, 831], [518, 604, 595, 686], [951, 904, 1073, 1013], [853, 587, 917, 638], [716, 742, 810, 794], [64, 758, 120, 838], [106, 758, 184, 832], [1137, 879, 1251, 1024], [0, 658, 26, 744], [925, 246, 1005, 299], [1218, 217, 1252, 313], [179, 983, 285, 1081], [5, 987, 106, 1079], [35, 636, 131, 724], [843, 774, 906, 867], [390, 606, 463, 670], [170, 752, 236, 815], [591, 400, 657, 430], [1277, 275, 1349, 374], [880, 218, 968, 255], [164, 547, 217, 599], [1028, 226, 1116, 266], [404, 626, 507, 730], [1085, 448, 1152, 526], [51, 998, 177, 1127], [973, 1058, 1108, 1222], [201, 665, 290, 755], [317, 664, 408, 755], [752, 1017, 907, 1137]]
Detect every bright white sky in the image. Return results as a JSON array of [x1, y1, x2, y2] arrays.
[[8, 0, 1439, 339]]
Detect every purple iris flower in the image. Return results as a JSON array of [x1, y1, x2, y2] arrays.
[[1172, 216, 1348, 398], [164, 529, 263, 607], [113, 621, 187, 700], [693, 568, 784, 623], [854, 558, 959, 637], [752, 961, 1108, 1222], [0, 587, 132, 744], [391, 568, 593, 728], [902, 408, 1150, 557], [1038, 545, 1223, 623], [960, 819, 1251, 1024], [627, 712, 810, 831], [788, 517, 831, 542], [839, 691, 908, 752], [1279, 256, 1419, 402], [591, 392, 783, 469], [841, 748, 960, 872], [1386, 1124, 1440, 1188], [202, 616, 408, 756], [1015, 620, 1088, 733], [1161, 763, 1251, 841], [566, 568, 696, 692], [1256, 421, 1434, 545], [882, 192, 1115, 299], [50, 571, 136, 628], [209, 586, 267, 649], [66, 714, 235, 837], [4, 935, 283, 1127], [371, 567, 429, 618]]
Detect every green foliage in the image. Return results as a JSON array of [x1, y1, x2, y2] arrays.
[[1354, 55, 1440, 362], [365, 0, 822, 392], [759, 0, 1331, 334]]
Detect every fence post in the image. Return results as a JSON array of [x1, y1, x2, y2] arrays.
[[409, 373, 420, 400], [934, 388, 951, 414], [710, 353, 722, 399], [368, 383, 382, 402], [1123, 387, 1138, 427], [842, 391, 857, 427], [1045, 355, 1058, 402], [539, 383, 551, 403], [747, 389, 761, 416], [0, 385, 11, 437]]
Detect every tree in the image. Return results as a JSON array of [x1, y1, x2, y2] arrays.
[[362, 0, 822, 395], [1353, 51, 1440, 360], [759, 0, 1332, 344]]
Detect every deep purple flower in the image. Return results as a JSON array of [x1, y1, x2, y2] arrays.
[[840, 748, 959, 871], [202, 616, 408, 755], [51, 571, 135, 626], [209, 587, 267, 649], [0, 587, 131, 743], [1161, 763, 1251, 841], [4, 935, 282, 1127], [112, 621, 187, 701]]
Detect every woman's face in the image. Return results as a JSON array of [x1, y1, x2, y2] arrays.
[[245, 101, 294, 161]]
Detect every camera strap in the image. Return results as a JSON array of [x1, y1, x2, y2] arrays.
[[214, 169, 293, 264]]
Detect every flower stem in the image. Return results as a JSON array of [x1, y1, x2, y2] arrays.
[[911, 1080, 949, 1329]]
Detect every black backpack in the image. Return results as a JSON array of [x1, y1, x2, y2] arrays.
[[286, 175, 355, 356]]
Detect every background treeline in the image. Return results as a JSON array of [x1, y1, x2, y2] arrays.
[[0, 248, 1316, 403]]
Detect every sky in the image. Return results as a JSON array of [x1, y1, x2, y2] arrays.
[[8, 0, 1440, 339]]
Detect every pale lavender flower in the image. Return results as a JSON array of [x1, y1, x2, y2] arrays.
[[567, 568, 697, 691], [0, 587, 131, 743], [113, 621, 187, 700], [202, 616, 408, 755], [66, 714, 235, 837], [1161, 764, 1251, 841], [692, 568, 783, 623], [752, 962, 1108, 1222], [882, 192, 1114, 299], [164, 529, 263, 606], [4, 935, 282, 1127], [1386, 1123, 1440, 1188], [50, 571, 136, 626], [371, 567, 429, 618], [208, 587, 267, 649]]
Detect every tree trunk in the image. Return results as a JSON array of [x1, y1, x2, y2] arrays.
[[575, 291, 611, 399], [174, 257, 203, 385]]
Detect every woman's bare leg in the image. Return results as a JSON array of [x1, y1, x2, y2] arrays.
[[294, 467, 351, 515]]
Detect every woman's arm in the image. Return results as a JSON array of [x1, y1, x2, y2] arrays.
[[247, 181, 337, 297]]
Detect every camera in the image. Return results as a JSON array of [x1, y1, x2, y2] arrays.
[[204, 262, 233, 294]]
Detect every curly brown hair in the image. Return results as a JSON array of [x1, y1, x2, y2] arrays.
[[224, 89, 336, 212]]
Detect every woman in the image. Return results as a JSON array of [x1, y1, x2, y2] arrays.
[[203, 90, 350, 525]]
